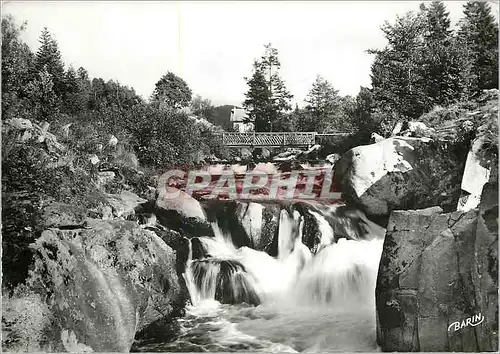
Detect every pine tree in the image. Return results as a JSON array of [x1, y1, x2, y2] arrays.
[[243, 43, 293, 132], [35, 27, 65, 96], [62, 65, 85, 114], [25, 67, 61, 120], [305, 76, 340, 116], [369, 11, 429, 127], [299, 75, 340, 132], [458, 1, 499, 93], [420, 0, 463, 106]]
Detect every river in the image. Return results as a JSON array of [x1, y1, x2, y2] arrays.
[[133, 202, 385, 352]]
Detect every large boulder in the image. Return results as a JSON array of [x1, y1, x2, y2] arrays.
[[376, 182, 498, 352], [3, 219, 183, 352], [334, 137, 421, 216], [236, 202, 280, 251], [334, 137, 463, 217]]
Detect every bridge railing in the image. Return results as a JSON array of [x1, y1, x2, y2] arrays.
[[222, 132, 317, 147]]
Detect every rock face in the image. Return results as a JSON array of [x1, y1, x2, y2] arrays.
[[334, 137, 421, 216], [376, 183, 498, 352], [334, 136, 465, 217], [14, 219, 182, 352]]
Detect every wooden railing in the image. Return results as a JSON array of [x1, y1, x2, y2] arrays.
[[222, 132, 317, 147], [221, 131, 352, 147]]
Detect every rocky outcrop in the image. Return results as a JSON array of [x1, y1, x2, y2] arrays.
[[334, 137, 424, 216], [4, 118, 65, 152], [3, 219, 183, 352], [334, 136, 466, 217], [376, 182, 498, 352]]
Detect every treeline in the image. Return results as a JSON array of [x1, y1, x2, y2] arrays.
[[239, 0, 498, 138], [2, 14, 226, 168]]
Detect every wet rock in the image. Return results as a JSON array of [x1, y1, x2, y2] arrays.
[[23, 219, 182, 352], [260, 204, 281, 254], [189, 258, 260, 306], [237, 202, 264, 247], [203, 201, 250, 248], [376, 184, 498, 351], [298, 203, 386, 250]]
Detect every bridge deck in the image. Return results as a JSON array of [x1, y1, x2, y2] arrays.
[[222, 132, 350, 147]]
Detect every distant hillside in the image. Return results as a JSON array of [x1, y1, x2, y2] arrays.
[[208, 105, 234, 131]]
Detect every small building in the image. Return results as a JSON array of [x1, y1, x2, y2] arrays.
[[230, 106, 254, 132]]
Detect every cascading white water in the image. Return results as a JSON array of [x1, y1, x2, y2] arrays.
[[158, 204, 386, 353], [293, 238, 384, 308]]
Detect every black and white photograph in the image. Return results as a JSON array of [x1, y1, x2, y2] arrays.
[[1, 0, 499, 352]]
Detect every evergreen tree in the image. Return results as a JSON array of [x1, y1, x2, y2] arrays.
[[25, 67, 61, 120], [420, 0, 464, 105], [243, 43, 293, 131], [369, 11, 429, 129], [458, 1, 499, 93], [295, 76, 340, 132], [62, 65, 88, 114], [35, 27, 65, 96]]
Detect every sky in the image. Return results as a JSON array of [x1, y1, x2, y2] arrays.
[[3, 1, 497, 107]]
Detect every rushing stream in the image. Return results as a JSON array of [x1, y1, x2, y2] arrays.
[[134, 203, 385, 352]]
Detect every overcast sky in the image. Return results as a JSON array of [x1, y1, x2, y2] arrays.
[[3, 1, 495, 107]]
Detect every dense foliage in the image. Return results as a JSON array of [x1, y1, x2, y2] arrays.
[[1, 14, 225, 289], [368, 0, 498, 134], [239, 1, 498, 142]]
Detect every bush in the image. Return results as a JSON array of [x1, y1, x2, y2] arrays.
[[2, 140, 108, 289]]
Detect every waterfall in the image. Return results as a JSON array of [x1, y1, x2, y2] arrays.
[[146, 203, 386, 353], [293, 238, 384, 309], [183, 204, 384, 310]]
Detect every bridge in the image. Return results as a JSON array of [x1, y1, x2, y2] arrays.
[[222, 132, 350, 147]]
